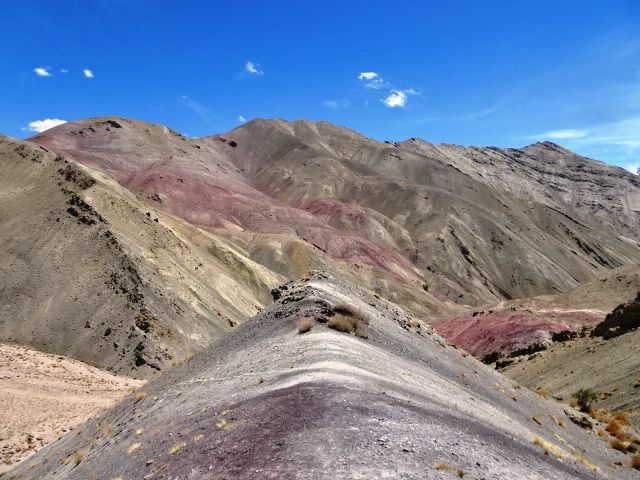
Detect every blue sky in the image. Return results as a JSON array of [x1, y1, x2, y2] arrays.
[[1, 1, 639, 171]]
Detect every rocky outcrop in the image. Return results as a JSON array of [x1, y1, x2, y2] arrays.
[[593, 292, 640, 339]]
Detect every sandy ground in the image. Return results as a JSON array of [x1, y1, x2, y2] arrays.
[[0, 343, 144, 473]]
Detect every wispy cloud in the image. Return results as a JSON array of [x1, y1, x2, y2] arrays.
[[180, 95, 218, 129], [382, 89, 417, 108], [534, 129, 588, 140], [24, 118, 67, 133], [34, 67, 52, 77], [83, 69, 94, 78], [60, 68, 69, 74], [238, 115, 246, 123], [245, 61, 263, 76], [324, 99, 350, 110], [532, 117, 640, 169], [358, 71, 386, 89]]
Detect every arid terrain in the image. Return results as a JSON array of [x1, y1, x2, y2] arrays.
[[1, 116, 640, 477], [0, 343, 143, 473]]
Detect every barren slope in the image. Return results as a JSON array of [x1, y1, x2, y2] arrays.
[[0, 135, 281, 377], [0, 343, 143, 473], [7, 274, 635, 479], [402, 138, 640, 239], [30, 117, 640, 310]]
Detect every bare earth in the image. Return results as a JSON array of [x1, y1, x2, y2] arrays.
[[0, 343, 144, 473]]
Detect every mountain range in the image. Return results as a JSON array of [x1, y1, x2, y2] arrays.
[[1, 116, 640, 477]]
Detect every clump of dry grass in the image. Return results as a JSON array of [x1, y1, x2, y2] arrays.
[[435, 462, 464, 477], [631, 455, 640, 470], [532, 436, 565, 459], [169, 441, 186, 455], [327, 303, 370, 338], [573, 453, 599, 472], [328, 314, 369, 338], [614, 411, 631, 426], [297, 317, 315, 334], [133, 390, 146, 403], [610, 438, 627, 452], [127, 442, 141, 454], [62, 449, 86, 466]]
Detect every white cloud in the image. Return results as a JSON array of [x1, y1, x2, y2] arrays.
[[534, 129, 589, 140], [358, 71, 385, 89], [83, 69, 94, 78], [25, 118, 67, 133], [245, 61, 263, 76], [60, 68, 69, 74], [358, 71, 378, 80], [34, 67, 52, 77], [382, 89, 417, 108], [238, 115, 246, 123]]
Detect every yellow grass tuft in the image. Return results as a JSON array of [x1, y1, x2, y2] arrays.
[[573, 453, 599, 472], [435, 462, 465, 477], [134, 390, 146, 402], [532, 436, 565, 459], [169, 441, 187, 455], [215, 419, 242, 431], [135, 428, 144, 436], [127, 442, 141, 454]]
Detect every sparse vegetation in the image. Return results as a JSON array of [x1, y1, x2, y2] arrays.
[[435, 462, 464, 477], [532, 436, 565, 459], [297, 317, 315, 334], [133, 390, 146, 403], [328, 314, 368, 338], [631, 455, 640, 470], [572, 453, 599, 472], [573, 388, 598, 412], [169, 441, 186, 455], [127, 442, 141, 454], [610, 438, 627, 452], [327, 303, 370, 338]]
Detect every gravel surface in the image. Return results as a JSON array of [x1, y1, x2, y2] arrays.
[[6, 273, 635, 479]]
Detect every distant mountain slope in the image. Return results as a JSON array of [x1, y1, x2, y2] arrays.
[[0, 135, 281, 378], [401, 138, 640, 239], [9, 274, 634, 479], [29, 117, 640, 308]]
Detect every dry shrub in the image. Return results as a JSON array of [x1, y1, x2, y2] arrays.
[[573, 453, 599, 472], [535, 390, 550, 399], [606, 420, 623, 436], [610, 439, 627, 452], [134, 390, 146, 403], [631, 455, 640, 470], [328, 303, 370, 338], [532, 436, 565, 459], [614, 411, 630, 426], [328, 314, 368, 338], [297, 317, 315, 334], [435, 462, 464, 477]]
